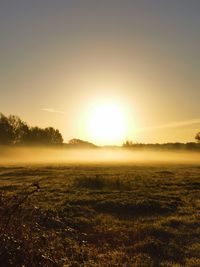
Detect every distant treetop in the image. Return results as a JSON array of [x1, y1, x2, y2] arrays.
[[68, 138, 97, 148]]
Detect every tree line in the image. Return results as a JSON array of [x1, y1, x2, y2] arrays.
[[0, 113, 63, 145], [123, 131, 200, 151]]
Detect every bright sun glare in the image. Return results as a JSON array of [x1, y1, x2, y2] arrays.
[[88, 103, 127, 144]]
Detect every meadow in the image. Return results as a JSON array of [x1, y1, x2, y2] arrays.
[[0, 163, 200, 266]]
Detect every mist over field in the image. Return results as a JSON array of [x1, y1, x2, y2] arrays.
[[0, 146, 199, 165]]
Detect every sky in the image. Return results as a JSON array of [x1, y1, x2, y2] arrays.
[[0, 0, 200, 145]]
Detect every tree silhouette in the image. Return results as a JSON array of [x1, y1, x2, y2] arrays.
[[195, 132, 200, 143], [0, 113, 63, 146], [8, 115, 29, 144], [26, 127, 63, 145], [26, 127, 47, 144], [0, 113, 13, 144], [123, 140, 133, 147], [43, 127, 63, 145]]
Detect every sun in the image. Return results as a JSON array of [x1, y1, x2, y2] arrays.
[[88, 102, 127, 144]]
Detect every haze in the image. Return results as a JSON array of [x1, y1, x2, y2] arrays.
[[0, 147, 199, 165]]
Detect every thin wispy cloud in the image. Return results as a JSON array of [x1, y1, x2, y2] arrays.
[[137, 118, 200, 132], [42, 108, 65, 114]]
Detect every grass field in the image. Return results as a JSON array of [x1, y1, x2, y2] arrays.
[[0, 163, 200, 266]]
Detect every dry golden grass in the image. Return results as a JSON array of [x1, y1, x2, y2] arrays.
[[0, 164, 200, 266]]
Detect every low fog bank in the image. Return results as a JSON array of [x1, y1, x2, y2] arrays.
[[0, 146, 200, 165]]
